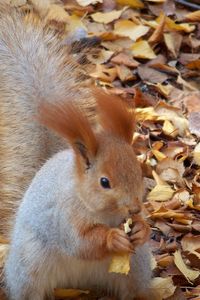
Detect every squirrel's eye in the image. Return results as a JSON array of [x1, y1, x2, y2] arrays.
[[100, 177, 111, 189]]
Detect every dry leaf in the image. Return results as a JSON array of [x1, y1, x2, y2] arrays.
[[116, 0, 144, 8], [148, 13, 166, 44], [76, 0, 103, 6], [111, 53, 139, 67], [114, 20, 149, 41], [164, 32, 182, 58], [193, 143, 200, 166], [88, 49, 114, 64], [116, 64, 135, 81], [174, 250, 200, 284], [91, 7, 127, 24], [186, 10, 200, 22], [54, 288, 89, 299], [45, 4, 69, 23], [109, 219, 132, 275], [163, 120, 178, 137], [108, 253, 131, 275], [156, 158, 184, 183], [90, 65, 117, 82], [132, 40, 157, 59], [181, 234, 200, 260], [137, 65, 168, 83], [150, 277, 176, 299]]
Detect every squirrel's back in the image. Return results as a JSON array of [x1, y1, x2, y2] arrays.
[[0, 4, 95, 237]]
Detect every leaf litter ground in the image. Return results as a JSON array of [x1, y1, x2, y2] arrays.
[[1, 0, 200, 299]]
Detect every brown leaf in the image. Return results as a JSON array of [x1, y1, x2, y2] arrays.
[[138, 65, 168, 84], [148, 13, 166, 44], [111, 53, 139, 68]]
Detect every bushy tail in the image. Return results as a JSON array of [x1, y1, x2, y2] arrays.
[[0, 4, 96, 242]]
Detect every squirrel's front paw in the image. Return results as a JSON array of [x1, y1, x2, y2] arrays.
[[106, 228, 133, 253], [130, 217, 150, 248]]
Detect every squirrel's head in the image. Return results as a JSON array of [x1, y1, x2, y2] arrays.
[[39, 89, 143, 222]]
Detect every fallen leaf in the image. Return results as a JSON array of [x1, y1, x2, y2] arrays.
[[45, 4, 69, 23], [111, 53, 139, 67], [150, 277, 176, 299], [76, 0, 103, 6], [189, 112, 200, 137], [87, 49, 114, 64], [91, 7, 127, 24], [108, 253, 131, 275], [54, 288, 89, 299], [148, 13, 166, 44], [174, 250, 200, 284], [186, 10, 200, 22], [116, 0, 144, 8], [147, 171, 175, 202], [116, 64, 135, 81], [163, 120, 178, 137], [90, 65, 117, 82], [193, 143, 200, 166], [114, 20, 149, 41], [131, 40, 157, 59], [137, 65, 168, 83], [181, 234, 200, 260], [164, 32, 183, 58]]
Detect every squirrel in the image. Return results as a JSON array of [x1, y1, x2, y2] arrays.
[[4, 90, 154, 300], [0, 3, 96, 238], [0, 3, 156, 300]]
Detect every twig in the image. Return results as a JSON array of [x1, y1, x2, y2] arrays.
[[175, 0, 200, 10]]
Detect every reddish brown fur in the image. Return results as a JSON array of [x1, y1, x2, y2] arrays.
[[38, 102, 98, 157], [76, 222, 133, 260], [94, 88, 135, 144]]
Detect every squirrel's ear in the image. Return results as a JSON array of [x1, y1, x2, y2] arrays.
[[93, 88, 135, 144], [38, 101, 98, 169]]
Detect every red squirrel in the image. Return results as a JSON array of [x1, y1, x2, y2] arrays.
[[5, 91, 153, 300]]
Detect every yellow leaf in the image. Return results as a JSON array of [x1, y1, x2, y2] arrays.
[[76, 0, 103, 6], [135, 107, 159, 122], [186, 10, 200, 22], [108, 219, 132, 275], [114, 20, 149, 41], [91, 7, 127, 24], [54, 289, 89, 299], [151, 277, 176, 299], [164, 33, 178, 58], [67, 14, 87, 33], [147, 183, 174, 201], [163, 120, 178, 138], [117, 0, 144, 8], [88, 49, 114, 64], [174, 250, 200, 284], [90, 65, 117, 82], [193, 143, 200, 166], [146, 0, 166, 2], [165, 16, 195, 33], [132, 40, 156, 59], [109, 253, 130, 275], [152, 149, 166, 161], [45, 4, 69, 23], [124, 218, 132, 233]]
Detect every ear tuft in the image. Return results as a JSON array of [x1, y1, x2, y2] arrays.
[[38, 101, 98, 158], [94, 88, 135, 144]]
